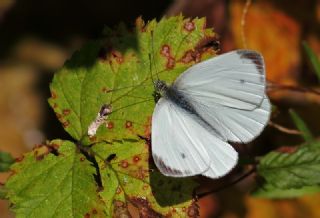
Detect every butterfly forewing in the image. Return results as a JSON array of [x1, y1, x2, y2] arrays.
[[174, 50, 266, 111]]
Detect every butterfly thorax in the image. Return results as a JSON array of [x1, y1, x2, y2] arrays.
[[155, 80, 198, 115]]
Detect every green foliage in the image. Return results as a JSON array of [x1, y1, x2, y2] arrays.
[[0, 151, 14, 172], [6, 16, 216, 217], [303, 41, 320, 81], [254, 144, 320, 198], [289, 109, 314, 143], [5, 140, 104, 218]]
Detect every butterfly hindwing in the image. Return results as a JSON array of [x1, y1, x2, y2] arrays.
[[152, 98, 238, 177]]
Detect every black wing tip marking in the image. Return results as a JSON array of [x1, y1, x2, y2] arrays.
[[236, 50, 265, 76], [153, 154, 191, 176]]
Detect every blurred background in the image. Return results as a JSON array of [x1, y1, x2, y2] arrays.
[[0, 0, 319, 217]]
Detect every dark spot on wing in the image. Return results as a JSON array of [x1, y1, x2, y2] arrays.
[[181, 153, 186, 159], [237, 50, 265, 81], [153, 155, 189, 176]]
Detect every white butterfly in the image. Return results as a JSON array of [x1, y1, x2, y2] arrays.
[[151, 50, 271, 178]]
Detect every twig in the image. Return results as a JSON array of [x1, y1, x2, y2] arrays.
[[241, 0, 252, 49], [268, 121, 301, 135], [196, 167, 256, 199]]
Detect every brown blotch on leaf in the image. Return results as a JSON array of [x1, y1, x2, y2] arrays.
[[84, 213, 90, 218], [107, 121, 114, 129], [180, 50, 195, 64], [130, 197, 162, 218], [113, 200, 131, 217], [51, 91, 57, 99], [89, 136, 97, 142], [80, 157, 85, 162], [125, 121, 133, 128], [62, 120, 70, 128], [136, 17, 146, 32], [160, 45, 171, 58], [166, 57, 175, 69], [63, 109, 71, 116], [53, 103, 58, 108], [119, 160, 129, 168], [184, 21, 195, 32], [101, 87, 111, 93]]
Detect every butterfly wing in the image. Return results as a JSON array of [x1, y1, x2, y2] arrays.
[[174, 50, 266, 111], [173, 50, 270, 143], [152, 97, 238, 177]]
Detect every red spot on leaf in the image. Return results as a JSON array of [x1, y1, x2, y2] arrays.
[[80, 157, 85, 162], [119, 160, 129, 168], [184, 21, 195, 32], [187, 201, 199, 218], [63, 109, 71, 116], [160, 45, 171, 57], [111, 50, 123, 64], [107, 121, 114, 129], [133, 155, 140, 163], [15, 156, 24, 162], [51, 91, 57, 99], [62, 120, 70, 128], [92, 209, 98, 214], [125, 121, 133, 128]]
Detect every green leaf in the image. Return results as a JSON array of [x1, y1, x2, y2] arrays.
[[48, 16, 216, 143], [0, 151, 14, 172], [5, 140, 104, 218], [93, 141, 199, 217], [303, 41, 320, 81], [253, 182, 320, 199], [257, 146, 320, 190], [289, 109, 314, 142]]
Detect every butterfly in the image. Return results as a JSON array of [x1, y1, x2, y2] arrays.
[[151, 50, 270, 178]]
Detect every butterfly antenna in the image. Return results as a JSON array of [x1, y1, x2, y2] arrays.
[[150, 30, 160, 81]]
